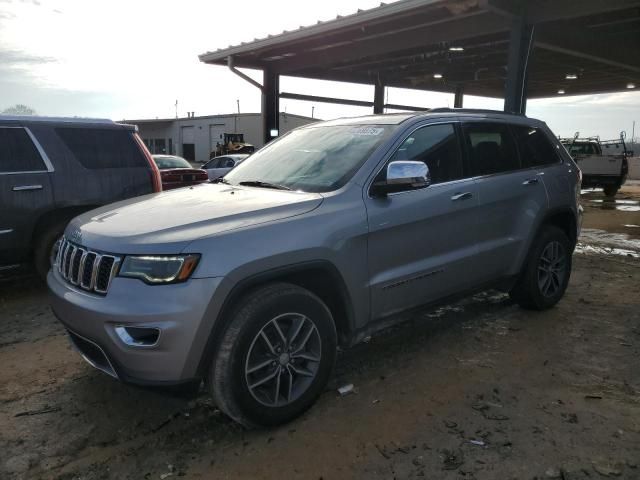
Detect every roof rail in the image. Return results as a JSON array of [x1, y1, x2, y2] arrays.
[[428, 108, 526, 116], [0, 115, 115, 124]]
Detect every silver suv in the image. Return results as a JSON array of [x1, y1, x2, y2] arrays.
[[48, 110, 582, 427]]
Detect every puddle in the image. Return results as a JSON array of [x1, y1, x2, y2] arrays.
[[589, 199, 638, 205], [575, 244, 640, 258], [577, 228, 640, 258], [587, 199, 640, 212], [623, 224, 640, 228]]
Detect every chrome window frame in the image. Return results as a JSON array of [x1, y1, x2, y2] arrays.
[[0, 126, 54, 175], [366, 120, 469, 199]]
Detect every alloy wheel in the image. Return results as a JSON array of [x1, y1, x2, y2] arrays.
[[537, 240, 566, 297], [244, 313, 321, 407]]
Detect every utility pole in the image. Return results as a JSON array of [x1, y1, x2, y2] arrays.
[[312, 105, 315, 119], [175, 100, 178, 118], [237, 99, 240, 114]]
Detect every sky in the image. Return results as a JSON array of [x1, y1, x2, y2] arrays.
[[1, 0, 639, 141]]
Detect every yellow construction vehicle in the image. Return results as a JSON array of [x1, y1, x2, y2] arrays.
[[211, 133, 255, 159]]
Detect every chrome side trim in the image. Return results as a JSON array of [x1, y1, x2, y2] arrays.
[[12, 184, 43, 191], [24, 127, 55, 173], [0, 229, 14, 235]]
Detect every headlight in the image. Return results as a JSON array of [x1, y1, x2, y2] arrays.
[[118, 254, 200, 284]]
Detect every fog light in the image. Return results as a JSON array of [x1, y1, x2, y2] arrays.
[[115, 326, 160, 347]]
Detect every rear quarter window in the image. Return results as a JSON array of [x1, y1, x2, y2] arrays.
[[512, 126, 560, 167], [55, 127, 146, 169]]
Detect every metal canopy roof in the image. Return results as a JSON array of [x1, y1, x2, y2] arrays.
[[199, 0, 640, 99]]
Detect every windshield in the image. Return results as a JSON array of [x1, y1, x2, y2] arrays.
[[153, 156, 191, 169], [223, 125, 392, 193]]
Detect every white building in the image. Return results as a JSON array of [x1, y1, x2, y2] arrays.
[[125, 112, 316, 163]]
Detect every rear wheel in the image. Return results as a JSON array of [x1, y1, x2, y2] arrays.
[[510, 226, 572, 310], [603, 185, 618, 197], [209, 283, 337, 428]]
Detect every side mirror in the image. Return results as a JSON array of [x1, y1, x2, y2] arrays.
[[371, 161, 431, 196]]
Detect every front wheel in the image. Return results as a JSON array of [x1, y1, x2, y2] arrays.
[[33, 221, 67, 280], [209, 283, 337, 428], [510, 226, 572, 310]]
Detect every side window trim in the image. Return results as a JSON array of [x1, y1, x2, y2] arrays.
[[367, 120, 470, 197], [0, 126, 53, 175]]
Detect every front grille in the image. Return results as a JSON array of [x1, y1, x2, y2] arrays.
[[55, 237, 120, 295]]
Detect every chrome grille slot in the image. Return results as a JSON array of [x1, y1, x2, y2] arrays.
[[95, 256, 116, 294], [55, 237, 120, 295], [70, 247, 84, 284], [63, 243, 74, 278], [81, 252, 97, 288]]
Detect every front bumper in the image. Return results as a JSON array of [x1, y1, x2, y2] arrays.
[[48, 267, 222, 385]]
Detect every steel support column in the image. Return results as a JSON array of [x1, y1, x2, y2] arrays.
[[373, 82, 385, 114], [454, 86, 464, 108], [262, 70, 280, 144], [503, 13, 534, 114]]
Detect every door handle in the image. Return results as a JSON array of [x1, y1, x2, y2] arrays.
[[522, 178, 539, 185], [451, 192, 473, 201], [12, 185, 43, 191]]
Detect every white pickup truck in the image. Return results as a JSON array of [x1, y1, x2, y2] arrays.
[[561, 133, 629, 197]]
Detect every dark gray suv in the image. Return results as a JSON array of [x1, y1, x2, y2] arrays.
[[0, 116, 161, 278], [48, 110, 582, 427]]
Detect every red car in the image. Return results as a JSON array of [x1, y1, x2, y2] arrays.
[[152, 155, 209, 190]]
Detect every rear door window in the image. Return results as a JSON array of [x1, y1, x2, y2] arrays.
[[389, 123, 464, 184], [463, 123, 520, 175], [0, 127, 47, 173], [512, 126, 560, 167], [55, 127, 146, 169]]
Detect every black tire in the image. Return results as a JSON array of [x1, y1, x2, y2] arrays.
[[33, 221, 67, 280], [209, 282, 337, 428], [603, 185, 618, 197], [510, 225, 572, 310]]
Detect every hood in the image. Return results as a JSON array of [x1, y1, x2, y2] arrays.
[[66, 183, 323, 254]]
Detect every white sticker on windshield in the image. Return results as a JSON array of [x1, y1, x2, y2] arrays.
[[350, 127, 384, 136]]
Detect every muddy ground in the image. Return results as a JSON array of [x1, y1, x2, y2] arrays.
[[1, 184, 639, 480]]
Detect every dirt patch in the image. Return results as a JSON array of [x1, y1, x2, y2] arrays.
[[1, 190, 639, 480]]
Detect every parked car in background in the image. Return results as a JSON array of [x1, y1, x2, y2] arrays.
[[561, 133, 629, 197], [0, 116, 161, 278], [152, 155, 209, 190], [49, 109, 581, 428], [202, 154, 249, 180]]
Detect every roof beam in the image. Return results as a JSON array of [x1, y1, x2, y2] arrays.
[[535, 25, 640, 74], [269, 10, 511, 74], [279, 92, 430, 111], [484, 0, 640, 23]]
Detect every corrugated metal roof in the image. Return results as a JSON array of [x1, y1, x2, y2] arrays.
[[198, 0, 640, 99], [199, 0, 440, 63]]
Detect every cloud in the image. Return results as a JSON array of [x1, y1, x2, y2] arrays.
[[0, 48, 56, 66]]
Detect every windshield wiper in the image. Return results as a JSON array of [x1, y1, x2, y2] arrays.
[[238, 180, 292, 191]]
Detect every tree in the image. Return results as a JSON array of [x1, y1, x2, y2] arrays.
[[2, 104, 37, 116]]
